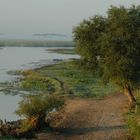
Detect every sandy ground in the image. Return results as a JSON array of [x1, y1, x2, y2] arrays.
[[37, 93, 129, 140]]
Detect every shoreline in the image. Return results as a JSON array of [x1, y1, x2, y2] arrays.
[[0, 59, 119, 139]]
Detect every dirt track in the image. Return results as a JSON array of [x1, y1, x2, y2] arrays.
[[37, 93, 129, 140]]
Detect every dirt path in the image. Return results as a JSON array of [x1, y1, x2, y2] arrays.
[[37, 93, 129, 140]]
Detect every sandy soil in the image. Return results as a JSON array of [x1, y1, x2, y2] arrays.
[[37, 93, 129, 140]]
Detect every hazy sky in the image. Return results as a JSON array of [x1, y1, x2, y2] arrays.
[[0, 0, 140, 36]]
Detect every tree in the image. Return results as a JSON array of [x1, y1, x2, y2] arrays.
[[73, 5, 140, 105], [73, 15, 106, 68]]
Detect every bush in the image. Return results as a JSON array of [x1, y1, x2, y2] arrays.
[[20, 72, 55, 92], [15, 94, 65, 130]]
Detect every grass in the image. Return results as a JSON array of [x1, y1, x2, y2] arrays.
[[1, 60, 119, 98], [125, 90, 140, 140], [19, 71, 62, 94], [126, 113, 140, 140], [34, 61, 118, 98]]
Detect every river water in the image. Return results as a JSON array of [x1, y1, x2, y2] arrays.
[[0, 46, 79, 121]]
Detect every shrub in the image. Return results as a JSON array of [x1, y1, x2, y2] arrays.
[[15, 94, 65, 130], [20, 73, 55, 92]]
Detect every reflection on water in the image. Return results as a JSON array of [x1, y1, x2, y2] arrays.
[[0, 93, 21, 121], [0, 46, 79, 121]]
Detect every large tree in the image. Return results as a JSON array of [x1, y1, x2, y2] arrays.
[[73, 15, 106, 68], [73, 5, 140, 105]]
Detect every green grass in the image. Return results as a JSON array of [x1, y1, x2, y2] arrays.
[[20, 71, 62, 94], [35, 61, 118, 98], [126, 113, 140, 140], [125, 90, 140, 140]]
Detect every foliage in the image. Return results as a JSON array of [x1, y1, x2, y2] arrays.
[[73, 5, 140, 89], [20, 71, 61, 93], [126, 90, 140, 140], [16, 94, 65, 119], [126, 113, 140, 140], [100, 5, 140, 87], [73, 15, 106, 68], [73, 12, 140, 140], [15, 94, 65, 130], [37, 61, 118, 98]]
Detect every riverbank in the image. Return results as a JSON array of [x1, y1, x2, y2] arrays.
[[0, 94, 130, 140], [0, 60, 130, 139], [0, 46, 79, 121], [34, 60, 117, 98], [8, 60, 117, 98]]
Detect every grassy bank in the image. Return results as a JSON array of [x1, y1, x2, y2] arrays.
[[26, 60, 118, 98], [0, 60, 124, 139], [2, 60, 117, 98], [18, 61, 140, 140]]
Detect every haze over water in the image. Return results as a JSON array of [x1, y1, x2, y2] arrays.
[[0, 0, 139, 37]]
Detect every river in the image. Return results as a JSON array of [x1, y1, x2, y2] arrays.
[[0, 46, 79, 121]]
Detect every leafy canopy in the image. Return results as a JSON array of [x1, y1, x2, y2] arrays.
[[73, 5, 140, 88], [73, 15, 106, 65]]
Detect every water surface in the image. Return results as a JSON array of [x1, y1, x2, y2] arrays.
[[0, 46, 79, 121]]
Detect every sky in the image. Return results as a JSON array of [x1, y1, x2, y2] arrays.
[[0, 0, 140, 37]]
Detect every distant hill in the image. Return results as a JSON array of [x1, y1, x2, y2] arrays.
[[34, 33, 67, 37], [0, 33, 72, 41], [0, 33, 74, 47], [0, 39, 74, 47]]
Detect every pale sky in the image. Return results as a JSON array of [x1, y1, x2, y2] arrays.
[[0, 0, 139, 36]]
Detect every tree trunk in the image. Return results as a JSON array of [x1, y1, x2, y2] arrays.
[[124, 84, 136, 108]]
